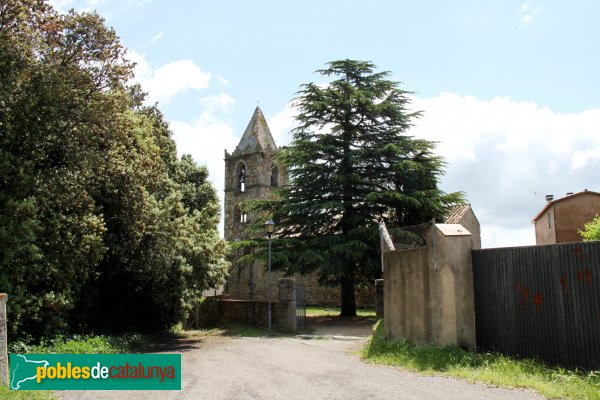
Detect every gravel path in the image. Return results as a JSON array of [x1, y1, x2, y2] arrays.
[[57, 334, 542, 400]]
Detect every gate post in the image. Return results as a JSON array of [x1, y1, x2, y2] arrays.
[[276, 278, 297, 333], [0, 294, 8, 387], [375, 279, 384, 318]]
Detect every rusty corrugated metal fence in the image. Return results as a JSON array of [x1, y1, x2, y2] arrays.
[[472, 241, 600, 369]]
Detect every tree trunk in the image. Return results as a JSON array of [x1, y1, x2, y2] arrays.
[[340, 275, 357, 316]]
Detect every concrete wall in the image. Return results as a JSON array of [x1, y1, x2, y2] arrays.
[[535, 206, 557, 245], [384, 225, 476, 351]]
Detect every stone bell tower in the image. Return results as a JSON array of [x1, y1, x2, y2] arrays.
[[224, 107, 286, 241]]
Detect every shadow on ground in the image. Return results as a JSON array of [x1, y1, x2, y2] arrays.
[[306, 316, 376, 337], [138, 337, 206, 353]]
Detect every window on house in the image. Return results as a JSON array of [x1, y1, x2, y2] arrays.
[[240, 213, 247, 224], [547, 212, 552, 228], [271, 165, 279, 187]]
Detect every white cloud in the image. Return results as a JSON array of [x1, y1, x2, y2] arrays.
[[149, 31, 163, 43], [217, 76, 231, 86], [409, 93, 600, 248], [571, 147, 600, 171], [519, 1, 543, 27], [268, 103, 297, 148], [482, 226, 535, 249], [128, 50, 211, 105], [49, 0, 75, 12], [170, 112, 239, 235], [199, 93, 236, 112]]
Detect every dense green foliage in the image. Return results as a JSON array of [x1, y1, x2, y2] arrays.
[[0, 0, 227, 340], [8, 333, 145, 354], [239, 60, 462, 315], [363, 321, 600, 399], [579, 215, 600, 242]]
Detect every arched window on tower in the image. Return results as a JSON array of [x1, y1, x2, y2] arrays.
[[271, 165, 279, 187], [236, 162, 246, 192], [234, 205, 248, 224], [234, 206, 241, 224]]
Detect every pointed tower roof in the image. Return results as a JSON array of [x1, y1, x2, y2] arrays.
[[232, 107, 277, 156]]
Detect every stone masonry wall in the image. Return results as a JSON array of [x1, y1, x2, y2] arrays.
[[186, 279, 297, 333], [225, 261, 376, 308], [223, 151, 288, 242]]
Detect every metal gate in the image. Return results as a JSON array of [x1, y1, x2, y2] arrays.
[[473, 241, 600, 369], [295, 283, 306, 331]]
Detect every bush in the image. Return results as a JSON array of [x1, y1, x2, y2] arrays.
[[579, 215, 600, 241], [8, 334, 145, 354]]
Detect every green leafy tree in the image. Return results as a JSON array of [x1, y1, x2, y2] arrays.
[[579, 215, 600, 242], [0, 0, 227, 338], [0, 0, 130, 338], [241, 60, 462, 316]]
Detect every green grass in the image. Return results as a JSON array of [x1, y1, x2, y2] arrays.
[[362, 320, 600, 400], [0, 385, 56, 400], [223, 324, 268, 337], [306, 306, 376, 318]]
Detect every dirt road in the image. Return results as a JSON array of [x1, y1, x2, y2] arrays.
[[57, 325, 541, 400]]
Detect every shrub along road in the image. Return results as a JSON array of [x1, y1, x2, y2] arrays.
[[57, 333, 541, 400]]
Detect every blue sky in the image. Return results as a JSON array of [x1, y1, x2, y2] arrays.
[[52, 0, 600, 247]]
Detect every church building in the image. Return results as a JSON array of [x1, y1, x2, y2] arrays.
[[223, 107, 374, 306]]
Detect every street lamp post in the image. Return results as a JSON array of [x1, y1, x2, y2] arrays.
[[265, 219, 275, 334]]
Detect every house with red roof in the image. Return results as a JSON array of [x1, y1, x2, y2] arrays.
[[532, 189, 600, 245]]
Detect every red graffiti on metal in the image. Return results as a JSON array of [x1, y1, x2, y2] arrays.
[[574, 246, 585, 261], [534, 292, 543, 310], [560, 275, 568, 293], [577, 271, 583, 281], [585, 269, 592, 284]]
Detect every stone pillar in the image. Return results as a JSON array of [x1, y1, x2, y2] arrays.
[[375, 279, 384, 319], [0, 294, 7, 387], [276, 278, 297, 333]]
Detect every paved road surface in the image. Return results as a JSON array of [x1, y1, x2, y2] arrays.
[[57, 333, 541, 400]]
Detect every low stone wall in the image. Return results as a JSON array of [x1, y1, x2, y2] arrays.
[[186, 278, 297, 333], [225, 262, 376, 308]]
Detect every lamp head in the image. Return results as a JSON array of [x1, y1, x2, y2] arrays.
[[265, 219, 275, 235]]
